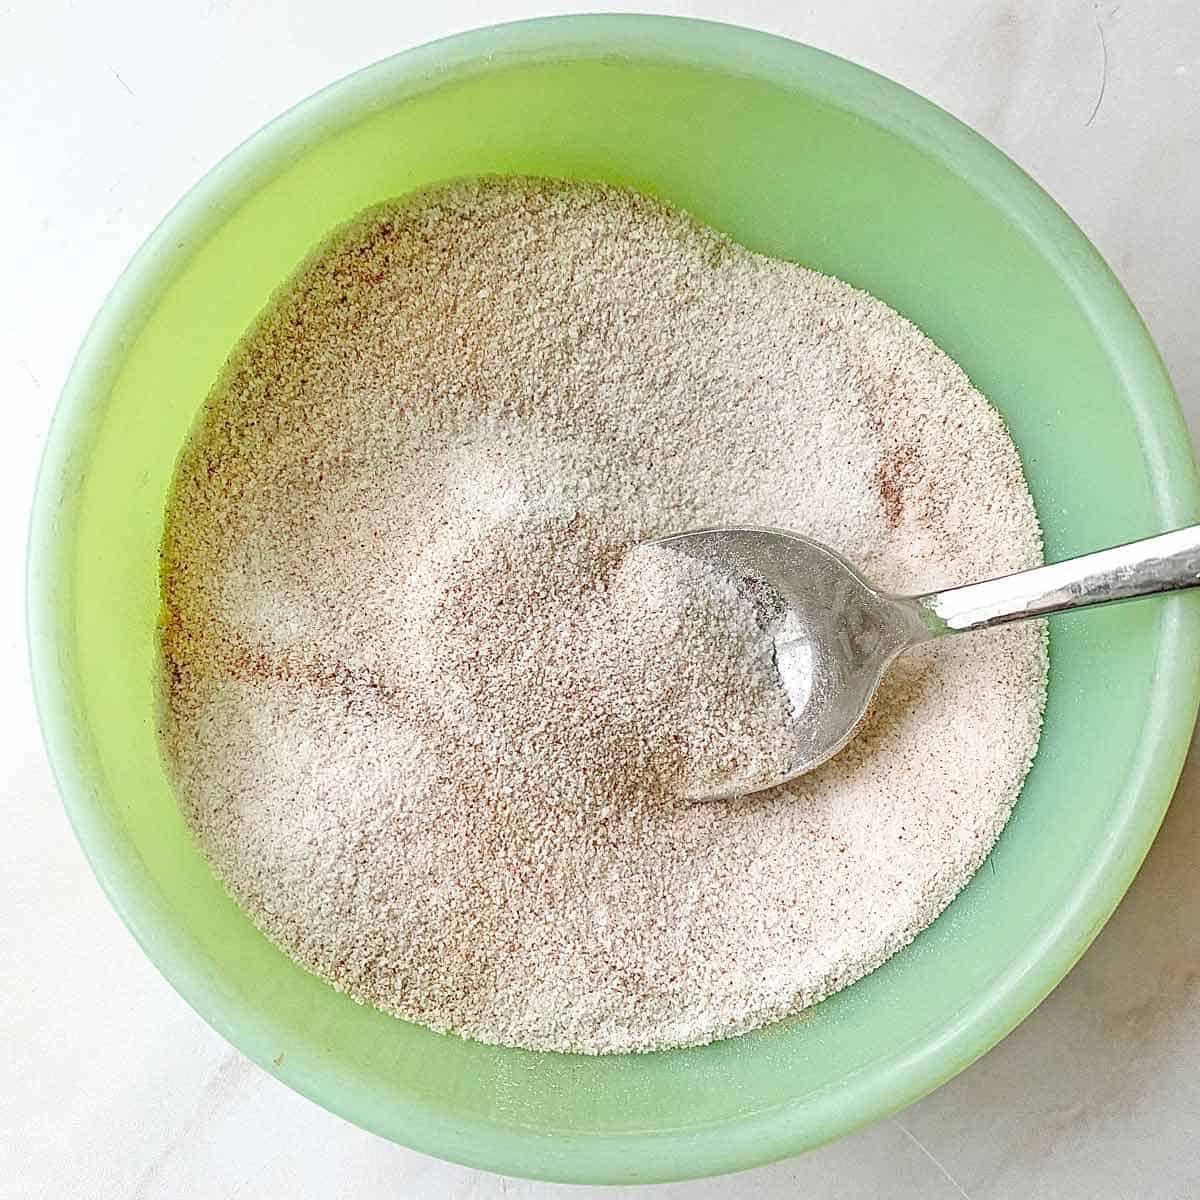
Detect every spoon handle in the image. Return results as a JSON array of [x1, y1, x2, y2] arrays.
[[914, 525, 1200, 636]]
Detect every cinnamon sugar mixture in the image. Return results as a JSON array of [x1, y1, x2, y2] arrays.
[[160, 177, 1046, 1053]]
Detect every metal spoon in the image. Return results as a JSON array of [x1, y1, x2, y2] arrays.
[[653, 524, 1200, 800]]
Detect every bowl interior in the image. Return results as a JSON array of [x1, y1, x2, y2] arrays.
[[30, 17, 1200, 1186]]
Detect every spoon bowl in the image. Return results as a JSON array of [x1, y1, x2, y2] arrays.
[[653, 527, 928, 797]]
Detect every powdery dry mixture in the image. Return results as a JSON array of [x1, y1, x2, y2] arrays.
[[161, 177, 1047, 1054]]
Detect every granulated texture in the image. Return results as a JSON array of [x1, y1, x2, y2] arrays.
[[160, 177, 1047, 1054]]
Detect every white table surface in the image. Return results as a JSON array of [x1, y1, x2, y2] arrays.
[[4, 2, 1199, 1196]]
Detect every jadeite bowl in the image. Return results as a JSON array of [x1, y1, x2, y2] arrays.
[[28, 15, 1200, 1185]]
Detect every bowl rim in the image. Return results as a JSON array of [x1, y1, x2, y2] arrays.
[[27, 13, 1200, 1184]]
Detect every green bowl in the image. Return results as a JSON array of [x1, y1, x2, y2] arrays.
[[28, 15, 1200, 1185]]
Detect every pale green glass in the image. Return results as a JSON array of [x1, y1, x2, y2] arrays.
[[27, 16, 1200, 1185]]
